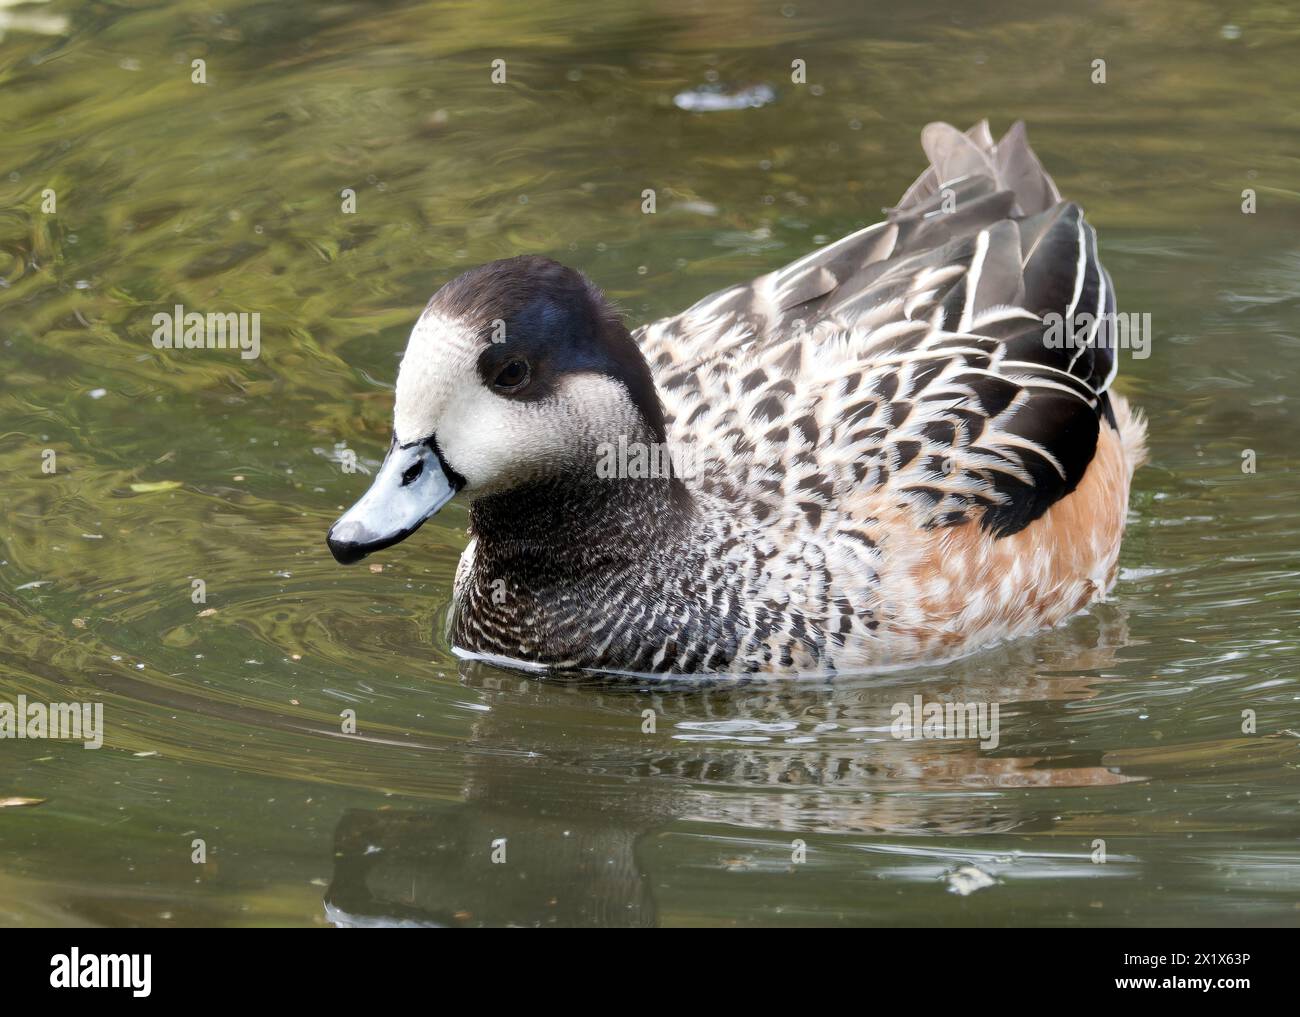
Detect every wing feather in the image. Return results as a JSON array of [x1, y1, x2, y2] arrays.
[[637, 121, 1120, 539]]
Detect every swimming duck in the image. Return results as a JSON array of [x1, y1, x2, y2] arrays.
[[327, 120, 1147, 675]]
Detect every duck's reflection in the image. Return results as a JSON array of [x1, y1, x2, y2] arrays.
[[326, 607, 1139, 926], [325, 804, 656, 927]]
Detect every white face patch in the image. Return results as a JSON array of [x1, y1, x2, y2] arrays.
[[392, 310, 647, 496]]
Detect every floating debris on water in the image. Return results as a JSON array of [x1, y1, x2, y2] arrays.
[[673, 199, 719, 216], [129, 480, 181, 493], [673, 83, 776, 112], [0, 0, 69, 42], [0, 796, 46, 808], [944, 864, 997, 896]]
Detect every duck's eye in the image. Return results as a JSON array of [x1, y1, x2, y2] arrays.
[[493, 358, 530, 392]]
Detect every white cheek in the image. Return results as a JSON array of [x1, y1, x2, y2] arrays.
[[437, 393, 568, 490], [438, 374, 645, 493]]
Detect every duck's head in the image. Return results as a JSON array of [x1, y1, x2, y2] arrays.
[[326, 256, 666, 564]]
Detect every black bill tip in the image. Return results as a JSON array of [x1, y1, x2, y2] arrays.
[[326, 518, 428, 565]]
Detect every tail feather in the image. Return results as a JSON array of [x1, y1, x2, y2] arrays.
[[1110, 393, 1150, 475], [893, 120, 1061, 218]]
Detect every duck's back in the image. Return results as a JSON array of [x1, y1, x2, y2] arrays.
[[635, 120, 1147, 667]]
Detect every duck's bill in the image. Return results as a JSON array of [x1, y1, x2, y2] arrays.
[[326, 439, 461, 564]]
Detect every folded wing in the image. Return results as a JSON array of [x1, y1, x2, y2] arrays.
[[639, 120, 1120, 538]]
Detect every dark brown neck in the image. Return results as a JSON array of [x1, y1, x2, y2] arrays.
[[469, 472, 693, 564], [451, 472, 705, 668]]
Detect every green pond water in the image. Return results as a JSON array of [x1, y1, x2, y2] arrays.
[[1, 0, 1299, 927]]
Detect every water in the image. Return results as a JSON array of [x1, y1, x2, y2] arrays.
[[2, 0, 1299, 927]]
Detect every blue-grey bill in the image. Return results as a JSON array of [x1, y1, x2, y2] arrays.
[[326, 439, 457, 564]]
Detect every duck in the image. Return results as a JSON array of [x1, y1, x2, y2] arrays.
[[327, 120, 1147, 676]]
